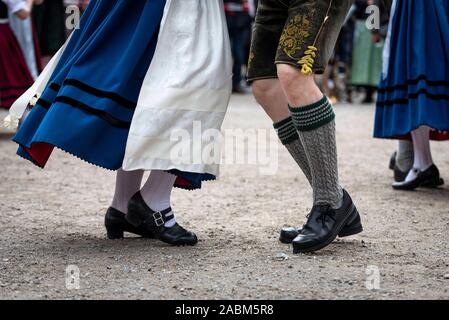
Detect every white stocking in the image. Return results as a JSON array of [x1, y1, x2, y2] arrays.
[[111, 169, 144, 214], [405, 126, 433, 182], [140, 170, 177, 228]]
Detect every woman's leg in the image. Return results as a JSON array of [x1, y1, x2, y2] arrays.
[[393, 126, 443, 190], [391, 140, 414, 182], [411, 126, 433, 172], [396, 140, 414, 173], [403, 126, 433, 182], [140, 170, 177, 228], [111, 169, 144, 214]]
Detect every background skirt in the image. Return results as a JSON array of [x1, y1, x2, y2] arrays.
[[8, 13, 42, 79], [374, 0, 449, 140], [0, 23, 34, 109], [350, 20, 384, 87], [13, 0, 166, 169]]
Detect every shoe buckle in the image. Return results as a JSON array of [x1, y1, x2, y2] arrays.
[[153, 211, 165, 227]]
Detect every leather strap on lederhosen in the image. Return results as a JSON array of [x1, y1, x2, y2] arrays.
[[298, 0, 334, 76]]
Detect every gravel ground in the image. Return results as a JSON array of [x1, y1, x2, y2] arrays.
[[0, 95, 448, 300]]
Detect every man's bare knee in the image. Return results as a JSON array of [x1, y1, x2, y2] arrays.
[[276, 64, 313, 88], [251, 79, 290, 122], [252, 80, 270, 100], [252, 79, 277, 104], [276, 64, 322, 106]]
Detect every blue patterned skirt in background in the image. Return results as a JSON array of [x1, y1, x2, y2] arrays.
[[374, 0, 449, 141]]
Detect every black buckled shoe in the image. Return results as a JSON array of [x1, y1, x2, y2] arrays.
[[394, 165, 443, 187], [390, 152, 443, 187], [393, 164, 444, 191], [279, 209, 363, 244], [126, 192, 198, 246], [105, 207, 155, 239], [292, 190, 361, 254]]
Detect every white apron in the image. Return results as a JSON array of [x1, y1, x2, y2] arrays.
[[122, 0, 233, 176]]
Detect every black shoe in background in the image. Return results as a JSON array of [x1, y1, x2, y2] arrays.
[[393, 164, 444, 191], [389, 151, 409, 182], [393, 165, 408, 183]]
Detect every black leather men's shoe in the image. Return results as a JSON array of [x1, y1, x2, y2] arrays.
[[126, 192, 198, 246], [292, 190, 361, 254], [279, 210, 363, 244], [105, 207, 155, 239], [393, 164, 444, 191], [279, 227, 302, 244]]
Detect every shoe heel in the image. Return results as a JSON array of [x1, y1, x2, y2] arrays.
[[106, 224, 124, 239], [338, 207, 363, 238], [338, 223, 363, 238], [428, 177, 444, 187], [125, 207, 143, 228]]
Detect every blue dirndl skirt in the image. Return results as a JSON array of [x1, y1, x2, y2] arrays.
[[12, 0, 214, 190], [374, 0, 449, 141]]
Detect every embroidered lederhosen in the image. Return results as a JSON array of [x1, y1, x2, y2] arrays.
[[247, 0, 354, 81]]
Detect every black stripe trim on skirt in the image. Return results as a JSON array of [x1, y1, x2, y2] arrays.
[[48, 79, 136, 109], [37, 98, 52, 109], [377, 89, 449, 107], [48, 83, 61, 91], [378, 75, 449, 94], [36, 97, 131, 129]]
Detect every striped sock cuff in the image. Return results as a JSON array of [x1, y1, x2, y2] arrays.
[[288, 96, 335, 131], [273, 117, 300, 145]]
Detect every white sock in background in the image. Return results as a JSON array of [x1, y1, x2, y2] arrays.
[[111, 169, 144, 214], [405, 126, 433, 182], [140, 170, 177, 228]]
